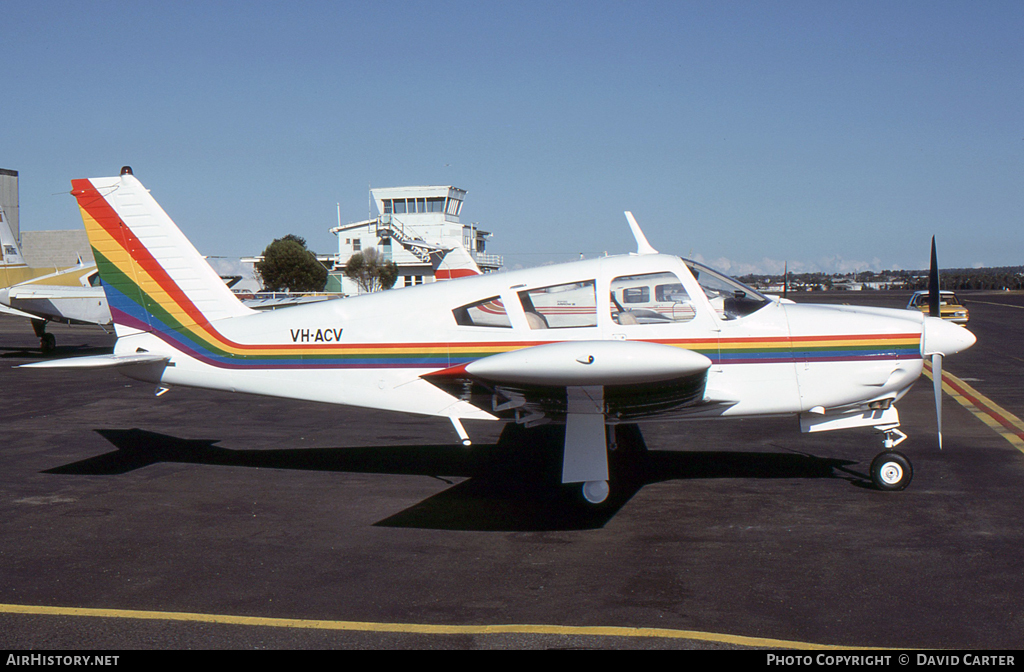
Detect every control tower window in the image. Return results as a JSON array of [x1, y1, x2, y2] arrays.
[[427, 198, 445, 213]]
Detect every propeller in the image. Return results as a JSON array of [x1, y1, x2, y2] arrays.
[[929, 236, 943, 449], [921, 236, 975, 449]]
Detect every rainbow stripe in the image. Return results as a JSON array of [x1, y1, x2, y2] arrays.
[[722, 333, 922, 365], [73, 179, 923, 373]]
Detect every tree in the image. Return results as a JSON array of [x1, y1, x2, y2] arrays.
[[343, 247, 399, 293], [255, 234, 328, 292]]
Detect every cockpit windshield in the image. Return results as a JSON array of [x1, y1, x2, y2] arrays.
[[683, 259, 771, 319]]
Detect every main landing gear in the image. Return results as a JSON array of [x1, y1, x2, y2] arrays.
[[581, 479, 611, 505], [31, 319, 56, 353], [870, 428, 913, 491]]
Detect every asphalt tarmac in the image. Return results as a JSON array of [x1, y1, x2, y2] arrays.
[[1, 290, 1022, 650]]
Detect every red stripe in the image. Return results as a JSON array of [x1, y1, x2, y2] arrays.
[[787, 332, 920, 343], [72, 180, 218, 338], [436, 269, 479, 279], [939, 371, 1024, 440]]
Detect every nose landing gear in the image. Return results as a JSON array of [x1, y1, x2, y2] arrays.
[[870, 451, 913, 491], [868, 426, 913, 491]]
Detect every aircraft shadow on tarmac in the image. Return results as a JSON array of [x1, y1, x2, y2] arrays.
[[46, 424, 862, 532]]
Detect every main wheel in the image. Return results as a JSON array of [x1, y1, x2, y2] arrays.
[[582, 480, 610, 505], [40, 333, 56, 353], [870, 451, 913, 491]]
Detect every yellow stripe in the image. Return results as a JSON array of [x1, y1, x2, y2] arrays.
[[924, 366, 1024, 452], [719, 337, 918, 350], [84, 209, 204, 331], [0, 603, 882, 649]]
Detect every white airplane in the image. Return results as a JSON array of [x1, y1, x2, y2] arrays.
[[25, 168, 977, 504], [1, 204, 112, 350], [0, 263, 111, 350]]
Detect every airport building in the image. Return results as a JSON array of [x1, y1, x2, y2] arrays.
[[327, 186, 503, 295]]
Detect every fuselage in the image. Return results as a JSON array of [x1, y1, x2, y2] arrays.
[[111, 252, 931, 423]]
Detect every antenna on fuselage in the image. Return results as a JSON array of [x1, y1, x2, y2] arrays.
[[624, 211, 658, 255]]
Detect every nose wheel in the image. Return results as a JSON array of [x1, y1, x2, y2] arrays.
[[870, 451, 913, 491]]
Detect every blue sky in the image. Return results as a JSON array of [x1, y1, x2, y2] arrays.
[[3, 1, 1021, 276]]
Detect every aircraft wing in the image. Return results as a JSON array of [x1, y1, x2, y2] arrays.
[[423, 340, 712, 425], [3, 284, 111, 326]]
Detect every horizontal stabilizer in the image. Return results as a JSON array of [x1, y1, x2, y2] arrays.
[[0, 303, 38, 319], [20, 353, 170, 369], [8, 286, 106, 300]]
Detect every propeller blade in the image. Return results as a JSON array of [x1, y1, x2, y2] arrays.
[[933, 353, 943, 450], [928, 236, 940, 318]]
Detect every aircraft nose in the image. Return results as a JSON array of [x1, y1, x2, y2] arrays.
[[922, 316, 977, 357]]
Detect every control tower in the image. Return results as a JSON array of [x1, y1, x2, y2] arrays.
[[329, 185, 502, 295]]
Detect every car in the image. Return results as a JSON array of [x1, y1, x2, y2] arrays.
[[907, 290, 969, 324]]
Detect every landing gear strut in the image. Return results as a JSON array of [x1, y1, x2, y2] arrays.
[[867, 424, 913, 491], [31, 319, 55, 353], [562, 386, 610, 505]]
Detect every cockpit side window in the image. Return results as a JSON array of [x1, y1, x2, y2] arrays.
[[518, 280, 597, 329], [683, 260, 770, 319], [610, 272, 695, 325], [452, 296, 512, 328]]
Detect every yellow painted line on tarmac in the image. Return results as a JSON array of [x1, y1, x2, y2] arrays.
[[924, 362, 1024, 452], [0, 602, 882, 650], [964, 299, 1024, 310]]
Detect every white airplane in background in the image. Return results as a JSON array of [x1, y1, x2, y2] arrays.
[[0, 263, 110, 349], [25, 168, 976, 504], [1, 204, 111, 350]]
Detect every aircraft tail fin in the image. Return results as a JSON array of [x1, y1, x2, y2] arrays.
[[71, 167, 254, 338], [0, 203, 27, 267], [431, 243, 482, 280]]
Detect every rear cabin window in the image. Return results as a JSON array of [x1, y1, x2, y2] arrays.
[[453, 296, 512, 328], [518, 280, 597, 329]]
